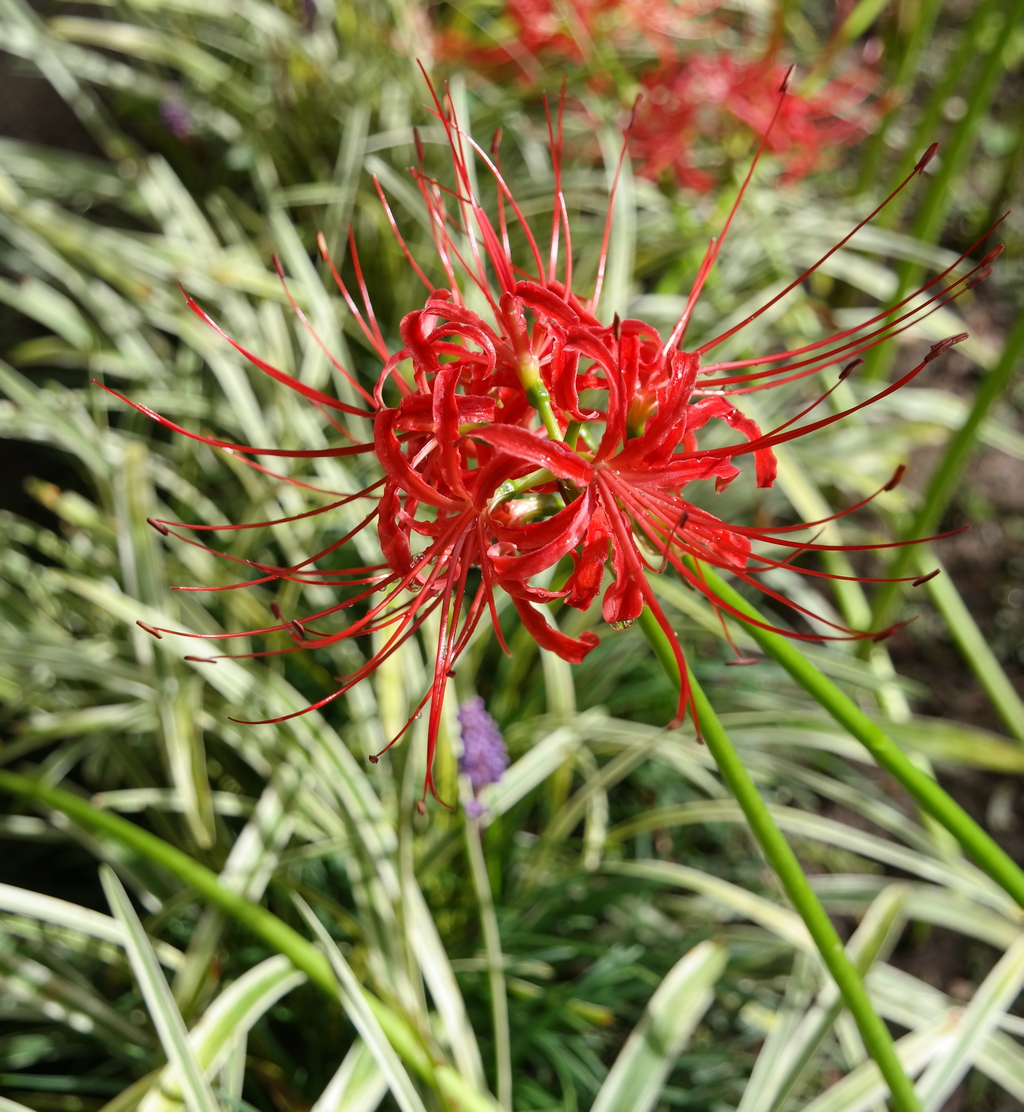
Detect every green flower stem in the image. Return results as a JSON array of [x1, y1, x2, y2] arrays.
[[865, 0, 998, 224], [464, 817, 512, 1112], [636, 608, 922, 1112], [518, 356, 563, 443], [0, 770, 437, 1084], [870, 309, 1024, 636], [488, 467, 556, 511], [854, 0, 945, 194], [864, 0, 1020, 382], [677, 565, 1024, 909]]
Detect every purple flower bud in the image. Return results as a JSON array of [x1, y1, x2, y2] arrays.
[[160, 95, 193, 141], [458, 697, 508, 795]]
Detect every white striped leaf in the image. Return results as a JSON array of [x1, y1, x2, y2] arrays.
[[590, 940, 727, 1112], [99, 867, 220, 1112]]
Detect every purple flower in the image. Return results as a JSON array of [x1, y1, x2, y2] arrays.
[[458, 697, 508, 798], [160, 95, 193, 141]]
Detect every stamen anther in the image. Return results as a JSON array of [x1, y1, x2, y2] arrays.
[[916, 143, 939, 173], [924, 333, 968, 363], [966, 266, 994, 290], [884, 464, 907, 492]]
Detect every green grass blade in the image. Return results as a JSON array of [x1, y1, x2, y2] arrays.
[[868, 965, 1024, 1102], [914, 935, 1024, 1110], [0, 771, 436, 1086], [464, 816, 511, 1111], [604, 861, 811, 953], [291, 896, 429, 1112], [871, 308, 1024, 652], [765, 885, 910, 1112], [864, 0, 1022, 381], [916, 549, 1024, 744], [589, 941, 727, 1112], [401, 872, 487, 1092], [739, 955, 819, 1112], [0, 1097, 40, 1112], [0, 882, 184, 969], [98, 866, 221, 1112], [0, 925, 150, 1046], [800, 1021, 942, 1112], [141, 955, 305, 1112], [0, 0, 135, 161], [481, 722, 584, 821], [117, 440, 213, 847], [311, 1040, 387, 1112]]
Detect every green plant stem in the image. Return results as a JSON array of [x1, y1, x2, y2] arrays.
[[675, 566, 1024, 909], [865, 0, 998, 214], [855, 0, 945, 194], [636, 608, 922, 1112], [870, 309, 1024, 633], [864, 0, 1020, 381], [464, 817, 512, 1112], [0, 770, 436, 1083]]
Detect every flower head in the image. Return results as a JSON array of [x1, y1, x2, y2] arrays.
[[632, 52, 883, 190], [159, 91, 193, 141], [110, 76, 999, 809], [435, 0, 717, 79], [434, 0, 883, 190], [459, 697, 509, 811]]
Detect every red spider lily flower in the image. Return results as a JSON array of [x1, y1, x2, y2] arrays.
[[435, 0, 718, 81], [433, 0, 881, 190], [631, 50, 883, 190], [107, 77, 998, 808]]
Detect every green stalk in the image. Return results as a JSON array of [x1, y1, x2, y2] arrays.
[[636, 609, 922, 1112], [870, 309, 1024, 631], [464, 817, 512, 1112], [864, 0, 1020, 381], [516, 352, 564, 443], [865, 0, 999, 218], [0, 770, 437, 1084], [854, 0, 945, 195], [673, 567, 1024, 909]]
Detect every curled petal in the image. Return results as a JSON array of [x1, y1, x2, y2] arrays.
[[396, 393, 496, 430], [687, 397, 777, 487], [374, 408, 463, 510], [565, 505, 611, 610], [488, 487, 596, 580], [471, 425, 595, 485], [511, 597, 600, 663]]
